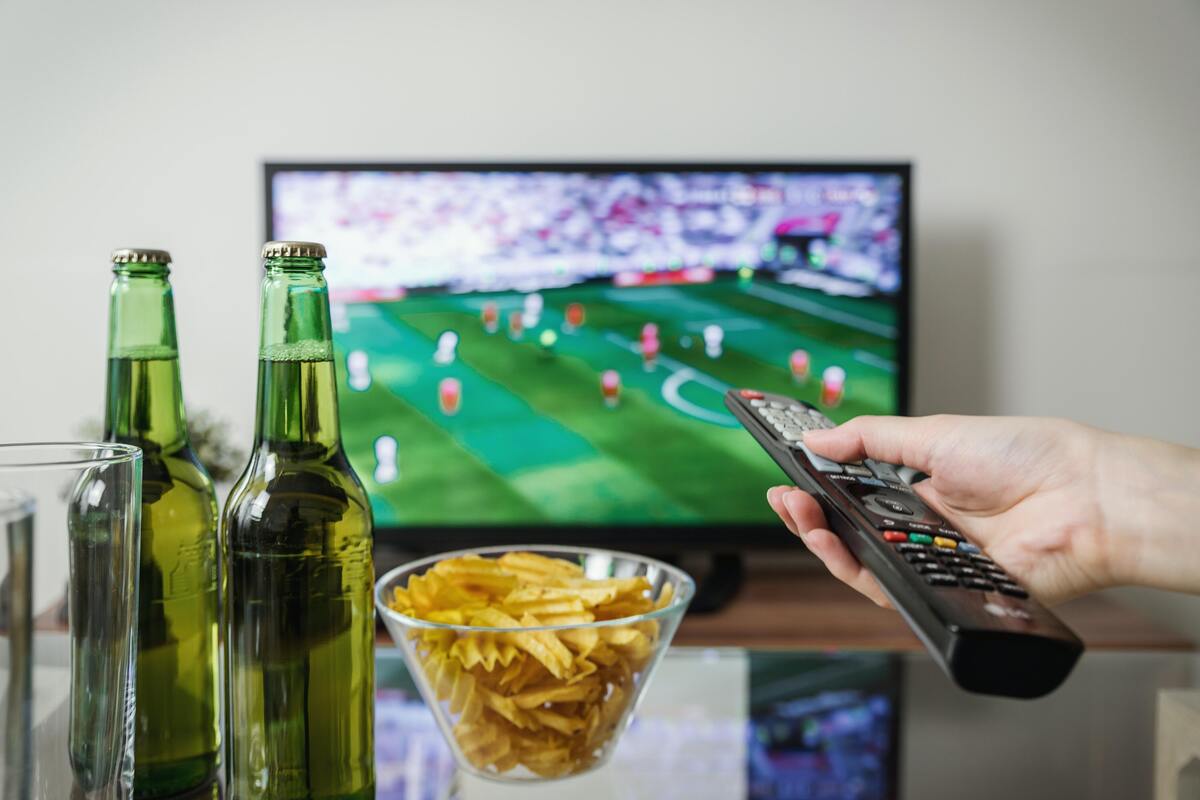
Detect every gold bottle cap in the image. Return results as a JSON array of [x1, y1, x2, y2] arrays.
[[261, 241, 327, 259], [111, 248, 172, 265]]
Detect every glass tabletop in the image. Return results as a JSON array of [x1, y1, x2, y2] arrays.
[[6, 636, 1192, 799], [375, 646, 898, 800], [375, 645, 1195, 800]]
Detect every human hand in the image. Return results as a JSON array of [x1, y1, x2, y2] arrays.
[[766, 415, 1200, 607]]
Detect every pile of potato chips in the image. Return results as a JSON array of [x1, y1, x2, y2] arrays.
[[387, 551, 675, 778]]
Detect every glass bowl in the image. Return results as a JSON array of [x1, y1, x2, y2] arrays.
[[375, 545, 695, 783]]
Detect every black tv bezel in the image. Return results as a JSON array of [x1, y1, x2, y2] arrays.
[[264, 161, 913, 552]]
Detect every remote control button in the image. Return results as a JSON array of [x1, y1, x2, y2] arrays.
[[857, 477, 887, 487], [782, 430, 805, 442], [997, 583, 1029, 598], [933, 536, 958, 550], [985, 569, 1008, 581], [967, 554, 994, 565], [788, 404, 804, 412], [750, 399, 766, 408], [740, 389, 765, 400], [906, 552, 936, 564], [795, 442, 843, 473], [770, 401, 786, 409], [866, 460, 902, 482], [939, 554, 969, 566], [885, 480, 915, 495], [925, 574, 958, 587], [916, 562, 945, 575], [882, 530, 908, 543], [908, 533, 933, 545], [880, 520, 938, 535], [843, 464, 872, 478], [953, 566, 983, 578], [876, 497, 912, 516], [896, 543, 927, 553], [963, 578, 996, 591], [957, 542, 981, 554]]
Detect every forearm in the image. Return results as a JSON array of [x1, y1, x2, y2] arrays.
[[1099, 430, 1200, 594]]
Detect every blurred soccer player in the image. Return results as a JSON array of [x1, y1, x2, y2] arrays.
[[601, 370, 621, 408], [373, 435, 399, 483], [641, 332, 660, 371], [523, 292, 544, 327], [481, 302, 499, 333], [821, 365, 846, 407], [790, 349, 810, 383], [703, 324, 724, 358], [434, 330, 459, 365], [565, 302, 585, 331], [347, 350, 371, 391], [438, 377, 462, 415]]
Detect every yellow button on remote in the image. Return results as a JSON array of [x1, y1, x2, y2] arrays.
[[934, 537, 958, 550]]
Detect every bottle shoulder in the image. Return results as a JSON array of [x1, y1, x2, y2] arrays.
[[222, 447, 372, 545], [117, 436, 217, 508]]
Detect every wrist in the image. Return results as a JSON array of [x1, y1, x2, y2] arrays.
[[1097, 430, 1200, 593]]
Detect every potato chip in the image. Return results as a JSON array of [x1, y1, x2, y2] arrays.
[[497, 551, 583, 581], [432, 556, 519, 598], [526, 611, 595, 626], [450, 633, 519, 672], [386, 551, 679, 778], [506, 585, 619, 608], [503, 596, 587, 618], [510, 677, 598, 709], [592, 597, 654, 620], [506, 654, 548, 693], [479, 685, 536, 730], [557, 627, 600, 658], [530, 707, 587, 736]]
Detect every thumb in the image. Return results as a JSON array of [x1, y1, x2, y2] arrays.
[[804, 415, 947, 473]]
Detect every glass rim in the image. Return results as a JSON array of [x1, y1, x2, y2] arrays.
[[375, 544, 696, 633], [0, 442, 142, 471]]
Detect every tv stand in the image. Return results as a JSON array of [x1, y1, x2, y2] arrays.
[[674, 552, 744, 614]]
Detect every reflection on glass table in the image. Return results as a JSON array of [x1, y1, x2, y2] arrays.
[[375, 647, 899, 800]]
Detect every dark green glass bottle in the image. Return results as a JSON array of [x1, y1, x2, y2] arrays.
[[222, 241, 375, 800], [104, 248, 220, 798]]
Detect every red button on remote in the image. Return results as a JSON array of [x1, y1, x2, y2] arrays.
[[883, 530, 908, 543], [739, 389, 764, 400]]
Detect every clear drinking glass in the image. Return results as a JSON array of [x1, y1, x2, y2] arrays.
[[0, 443, 142, 800]]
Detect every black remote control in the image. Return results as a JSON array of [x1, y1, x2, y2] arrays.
[[726, 388, 1083, 698]]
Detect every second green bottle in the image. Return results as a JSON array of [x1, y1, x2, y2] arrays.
[[222, 241, 376, 800]]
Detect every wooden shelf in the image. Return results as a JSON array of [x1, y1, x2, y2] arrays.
[[673, 564, 1196, 652]]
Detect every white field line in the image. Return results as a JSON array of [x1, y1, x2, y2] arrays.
[[853, 349, 897, 372], [604, 332, 738, 427], [743, 283, 897, 338]]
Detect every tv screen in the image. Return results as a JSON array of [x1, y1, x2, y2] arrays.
[[266, 164, 910, 542]]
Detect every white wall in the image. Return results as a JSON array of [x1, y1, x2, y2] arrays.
[[2, 1, 1199, 626]]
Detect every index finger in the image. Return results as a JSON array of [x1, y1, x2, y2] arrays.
[[804, 414, 952, 472]]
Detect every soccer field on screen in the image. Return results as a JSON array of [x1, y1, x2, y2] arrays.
[[333, 275, 898, 527]]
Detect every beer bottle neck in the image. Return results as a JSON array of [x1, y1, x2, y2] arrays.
[[254, 257, 342, 454], [104, 264, 189, 449]]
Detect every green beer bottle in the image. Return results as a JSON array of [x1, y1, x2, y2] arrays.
[[222, 241, 375, 800], [104, 248, 220, 797]]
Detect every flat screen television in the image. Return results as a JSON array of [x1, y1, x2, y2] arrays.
[[265, 162, 911, 551]]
